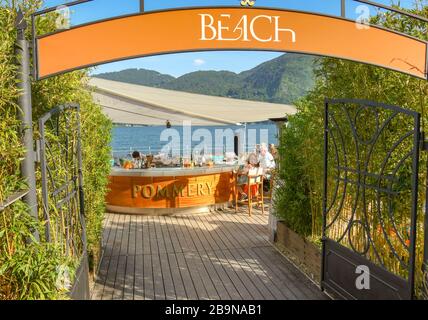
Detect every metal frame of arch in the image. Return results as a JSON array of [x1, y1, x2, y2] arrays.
[[31, 2, 428, 80]]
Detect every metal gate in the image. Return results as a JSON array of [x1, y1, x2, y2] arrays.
[[38, 103, 89, 299], [322, 99, 421, 300]]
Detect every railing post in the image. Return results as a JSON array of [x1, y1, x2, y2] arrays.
[[423, 137, 428, 297], [341, 0, 346, 17], [140, 0, 144, 13], [321, 99, 329, 291], [424, 161, 428, 297], [15, 9, 39, 241]]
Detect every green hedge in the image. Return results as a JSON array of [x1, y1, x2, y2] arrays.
[[0, 2, 112, 299], [274, 4, 428, 297]]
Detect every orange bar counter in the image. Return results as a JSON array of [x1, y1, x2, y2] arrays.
[[106, 165, 238, 215]]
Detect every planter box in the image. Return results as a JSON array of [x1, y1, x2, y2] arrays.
[[69, 254, 90, 300], [275, 221, 322, 283]]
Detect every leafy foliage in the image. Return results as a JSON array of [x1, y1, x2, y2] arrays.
[[274, 3, 428, 297], [274, 90, 324, 238], [0, 203, 76, 300], [275, 115, 313, 237], [0, 1, 112, 299]]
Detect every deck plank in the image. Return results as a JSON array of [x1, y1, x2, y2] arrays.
[[186, 216, 229, 299], [123, 255, 135, 300], [102, 254, 118, 300], [134, 254, 144, 300], [180, 216, 219, 299], [183, 251, 209, 300], [228, 247, 275, 299], [237, 247, 288, 300], [165, 217, 184, 253], [159, 248, 176, 300], [142, 216, 151, 255], [135, 216, 144, 255], [167, 253, 188, 300], [251, 246, 310, 299], [175, 252, 199, 300], [197, 215, 253, 300], [112, 254, 126, 300], [143, 253, 155, 300], [94, 208, 328, 300], [160, 216, 175, 254], [103, 213, 118, 257], [205, 250, 242, 300]]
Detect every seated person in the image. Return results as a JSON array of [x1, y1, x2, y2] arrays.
[[132, 150, 143, 168], [269, 144, 278, 161], [258, 143, 276, 192], [236, 153, 260, 200], [258, 143, 276, 173]]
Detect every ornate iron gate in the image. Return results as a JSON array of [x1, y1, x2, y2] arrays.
[[322, 99, 421, 300], [38, 103, 89, 299]]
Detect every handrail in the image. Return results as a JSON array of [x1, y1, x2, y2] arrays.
[[353, 0, 428, 23], [33, 0, 428, 23], [34, 0, 144, 15], [0, 190, 29, 212], [31, 0, 428, 44], [30, 0, 427, 78], [35, 0, 95, 16]]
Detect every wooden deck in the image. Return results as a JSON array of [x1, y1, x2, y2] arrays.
[[92, 207, 328, 300]]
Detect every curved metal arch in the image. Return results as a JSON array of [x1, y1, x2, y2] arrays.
[[32, 6, 428, 80]]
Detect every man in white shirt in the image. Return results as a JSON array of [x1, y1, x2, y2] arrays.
[[258, 143, 276, 193], [258, 143, 276, 172]]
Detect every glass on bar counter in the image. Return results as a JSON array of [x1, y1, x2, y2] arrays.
[[113, 149, 240, 169]]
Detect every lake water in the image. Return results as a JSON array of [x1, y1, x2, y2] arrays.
[[112, 123, 278, 158]]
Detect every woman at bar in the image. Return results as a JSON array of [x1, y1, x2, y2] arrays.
[[237, 153, 260, 200]]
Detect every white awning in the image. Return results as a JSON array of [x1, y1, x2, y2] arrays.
[[89, 78, 297, 126]]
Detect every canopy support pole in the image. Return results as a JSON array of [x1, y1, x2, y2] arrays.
[[16, 9, 39, 241], [341, 0, 346, 17]]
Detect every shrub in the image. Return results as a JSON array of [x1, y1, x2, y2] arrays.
[[274, 4, 428, 297], [0, 2, 112, 299]]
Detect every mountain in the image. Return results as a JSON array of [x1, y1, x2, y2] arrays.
[[235, 54, 316, 104], [164, 70, 241, 97], [94, 53, 316, 104], [95, 68, 175, 87]]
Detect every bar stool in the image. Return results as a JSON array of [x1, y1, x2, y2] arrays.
[[234, 167, 265, 216], [264, 169, 277, 201]]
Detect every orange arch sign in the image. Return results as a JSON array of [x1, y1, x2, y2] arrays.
[[36, 7, 428, 80]]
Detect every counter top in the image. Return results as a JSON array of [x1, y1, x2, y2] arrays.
[[110, 164, 239, 177]]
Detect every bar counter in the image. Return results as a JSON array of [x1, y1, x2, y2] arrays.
[[106, 164, 239, 215]]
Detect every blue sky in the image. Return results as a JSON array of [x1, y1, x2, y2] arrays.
[[41, 0, 421, 77]]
